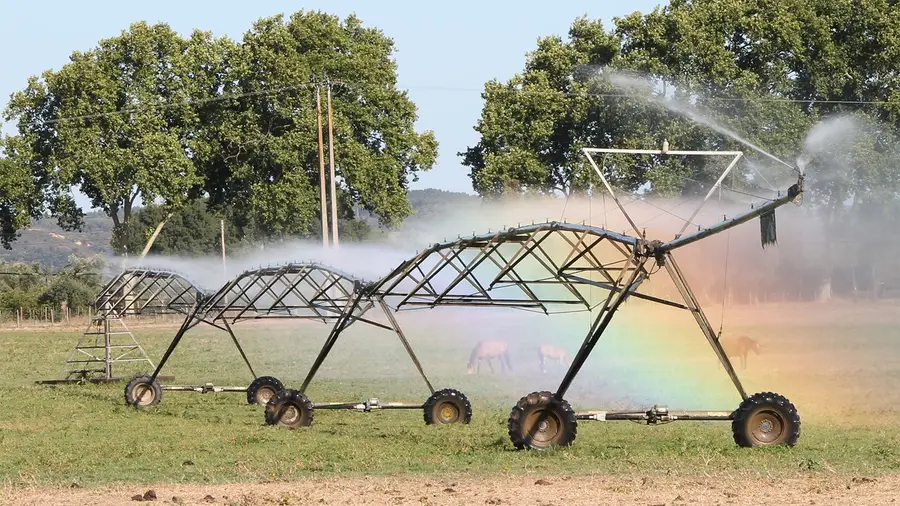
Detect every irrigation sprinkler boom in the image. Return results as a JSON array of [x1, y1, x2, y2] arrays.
[[200, 262, 371, 323], [364, 145, 804, 450], [92, 268, 206, 318], [62, 145, 802, 450], [119, 262, 473, 428]]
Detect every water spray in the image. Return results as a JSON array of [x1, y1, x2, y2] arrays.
[[598, 70, 797, 172]]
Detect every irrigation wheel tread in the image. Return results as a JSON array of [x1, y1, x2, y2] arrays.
[[731, 391, 801, 447], [124, 374, 162, 407], [423, 388, 473, 425], [264, 389, 314, 428], [246, 376, 284, 406], [507, 390, 577, 450]]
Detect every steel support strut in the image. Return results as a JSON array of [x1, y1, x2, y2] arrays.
[[299, 292, 365, 393], [222, 319, 257, 379], [556, 252, 650, 398], [662, 252, 747, 399], [377, 299, 435, 394], [149, 299, 207, 383]]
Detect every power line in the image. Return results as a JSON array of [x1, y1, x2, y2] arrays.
[[407, 84, 900, 106], [15, 81, 898, 126], [36, 80, 346, 126]]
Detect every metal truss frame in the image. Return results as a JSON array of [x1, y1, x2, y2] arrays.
[[362, 145, 804, 429], [142, 263, 438, 409], [92, 268, 206, 318], [39, 269, 205, 384], [88, 145, 804, 447]]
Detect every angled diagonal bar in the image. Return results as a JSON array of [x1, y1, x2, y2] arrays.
[[560, 272, 690, 310], [150, 299, 208, 382], [674, 151, 743, 238], [482, 247, 552, 313], [377, 298, 434, 394], [663, 252, 747, 399], [432, 236, 513, 305], [234, 270, 284, 319], [413, 264, 441, 297], [392, 248, 469, 307], [529, 235, 590, 304], [119, 273, 169, 314], [556, 252, 650, 398], [486, 227, 554, 288], [94, 272, 133, 311], [576, 246, 639, 347], [223, 319, 257, 379], [144, 273, 198, 312], [485, 226, 550, 284], [583, 149, 643, 237], [659, 179, 802, 252], [260, 267, 327, 320], [558, 232, 606, 273], [106, 270, 153, 314], [299, 292, 365, 393]]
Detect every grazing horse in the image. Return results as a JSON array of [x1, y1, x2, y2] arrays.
[[538, 345, 571, 373], [467, 340, 513, 374], [718, 335, 762, 370]]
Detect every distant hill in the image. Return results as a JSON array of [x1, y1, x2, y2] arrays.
[[0, 189, 479, 268], [0, 210, 113, 268]]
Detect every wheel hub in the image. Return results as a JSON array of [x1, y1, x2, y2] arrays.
[[439, 403, 459, 422], [750, 409, 784, 443], [258, 387, 274, 404], [133, 384, 155, 405], [525, 409, 560, 445], [281, 404, 300, 425]]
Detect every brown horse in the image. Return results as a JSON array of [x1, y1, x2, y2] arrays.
[[718, 335, 762, 370], [538, 344, 571, 373], [467, 340, 513, 374]]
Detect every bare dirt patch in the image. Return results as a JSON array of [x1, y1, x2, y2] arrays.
[[2, 473, 898, 506]]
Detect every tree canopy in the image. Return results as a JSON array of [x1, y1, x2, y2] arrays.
[[461, 0, 900, 206], [2, 11, 437, 252], [461, 0, 900, 299], [201, 12, 438, 237]]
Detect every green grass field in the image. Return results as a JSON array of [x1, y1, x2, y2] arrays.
[[2, 301, 900, 487]]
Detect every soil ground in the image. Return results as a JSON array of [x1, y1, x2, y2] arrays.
[[3, 472, 899, 506]]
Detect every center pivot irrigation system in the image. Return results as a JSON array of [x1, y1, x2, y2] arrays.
[[255, 145, 803, 450], [74, 144, 802, 451], [122, 263, 474, 427], [271, 145, 802, 450]]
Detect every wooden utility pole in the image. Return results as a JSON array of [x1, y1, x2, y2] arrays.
[[316, 86, 330, 247], [326, 84, 339, 248]]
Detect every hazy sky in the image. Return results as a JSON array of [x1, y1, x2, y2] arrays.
[[0, 0, 664, 209]]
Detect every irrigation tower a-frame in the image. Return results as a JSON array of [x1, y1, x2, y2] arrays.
[[39, 269, 202, 384]]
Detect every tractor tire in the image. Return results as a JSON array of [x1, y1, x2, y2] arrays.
[[246, 376, 284, 406], [508, 390, 577, 450], [731, 391, 801, 447], [264, 389, 314, 428], [125, 374, 163, 408], [423, 388, 472, 425]]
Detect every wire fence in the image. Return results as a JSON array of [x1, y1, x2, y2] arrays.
[[0, 306, 185, 330]]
